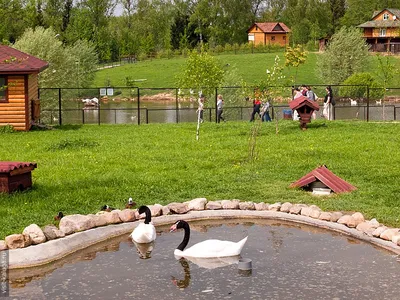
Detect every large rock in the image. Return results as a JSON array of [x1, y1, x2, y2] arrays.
[[168, 202, 190, 214], [23, 224, 47, 245], [187, 198, 207, 211], [162, 206, 172, 215], [352, 212, 365, 226], [372, 226, 388, 238], [104, 211, 122, 224], [300, 207, 312, 217], [289, 204, 307, 215], [380, 228, 400, 241], [280, 202, 293, 213], [318, 212, 332, 221], [23, 233, 32, 247], [206, 201, 222, 210], [91, 214, 108, 227], [268, 202, 281, 211], [337, 215, 356, 228], [356, 219, 380, 236], [42, 224, 65, 241], [239, 201, 255, 210], [5, 234, 25, 249], [254, 202, 269, 211], [59, 214, 96, 235], [117, 209, 137, 222], [309, 208, 321, 219], [221, 200, 240, 209], [392, 235, 400, 246], [330, 212, 343, 222], [0, 240, 7, 251], [149, 204, 163, 217]]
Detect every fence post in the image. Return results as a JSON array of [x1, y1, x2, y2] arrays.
[[82, 109, 85, 124], [146, 108, 149, 124], [58, 88, 62, 126], [98, 101, 101, 125], [215, 87, 218, 123], [137, 88, 141, 125], [176, 88, 179, 123], [366, 86, 370, 122]]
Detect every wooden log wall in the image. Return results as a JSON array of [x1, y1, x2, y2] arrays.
[[0, 75, 29, 131]]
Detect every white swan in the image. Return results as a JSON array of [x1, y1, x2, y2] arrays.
[[130, 206, 156, 243], [169, 220, 248, 258]]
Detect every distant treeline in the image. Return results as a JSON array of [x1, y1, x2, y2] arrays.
[[1, 0, 399, 61]]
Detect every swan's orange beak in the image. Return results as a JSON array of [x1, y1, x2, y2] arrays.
[[170, 224, 177, 232]]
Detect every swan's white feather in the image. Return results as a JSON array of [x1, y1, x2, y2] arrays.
[[174, 236, 247, 258], [131, 223, 156, 243]]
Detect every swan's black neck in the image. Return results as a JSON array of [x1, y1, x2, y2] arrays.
[[177, 221, 190, 251], [139, 206, 152, 224]]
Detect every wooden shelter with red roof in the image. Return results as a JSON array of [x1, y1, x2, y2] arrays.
[[0, 45, 48, 131], [290, 165, 357, 195], [247, 22, 291, 46], [289, 95, 320, 130], [0, 162, 37, 193]]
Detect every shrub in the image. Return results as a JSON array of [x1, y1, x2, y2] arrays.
[[0, 124, 14, 133], [339, 72, 384, 99]]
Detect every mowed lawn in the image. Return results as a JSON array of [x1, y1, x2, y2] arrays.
[[93, 52, 400, 88], [1, 120, 400, 239]]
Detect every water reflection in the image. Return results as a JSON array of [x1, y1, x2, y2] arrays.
[[171, 258, 191, 289], [133, 241, 154, 259], [178, 255, 240, 270]]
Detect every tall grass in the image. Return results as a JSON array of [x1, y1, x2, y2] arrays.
[[0, 121, 400, 239]]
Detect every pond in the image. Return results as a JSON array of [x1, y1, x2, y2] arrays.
[[9, 219, 400, 299]]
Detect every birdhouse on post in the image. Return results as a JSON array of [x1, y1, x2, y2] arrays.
[[289, 96, 319, 130]]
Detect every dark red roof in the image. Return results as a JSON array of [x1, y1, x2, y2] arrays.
[[0, 162, 37, 173], [289, 95, 320, 111], [0, 45, 48, 74], [248, 22, 291, 33], [290, 165, 357, 194]]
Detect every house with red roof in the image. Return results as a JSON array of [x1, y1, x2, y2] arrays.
[[0, 44, 48, 131], [357, 8, 400, 52], [247, 22, 291, 47]]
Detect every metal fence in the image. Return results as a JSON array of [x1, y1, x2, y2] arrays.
[[38, 86, 400, 126]]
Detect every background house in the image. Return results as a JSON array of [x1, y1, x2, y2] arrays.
[[0, 45, 48, 131], [357, 8, 400, 53], [247, 22, 291, 47]]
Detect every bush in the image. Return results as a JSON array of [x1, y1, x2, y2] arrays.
[[339, 72, 384, 99], [224, 43, 233, 53], [0, 124, 14, 133]]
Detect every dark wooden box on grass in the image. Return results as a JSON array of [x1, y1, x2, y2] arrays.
[[0, 162, 37, 193]]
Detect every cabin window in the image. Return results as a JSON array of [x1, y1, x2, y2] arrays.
[[383, 13, 389, 20], [271, 36, 275, 41], [0, 76, 7, 102], [380, 28, 386, 37]]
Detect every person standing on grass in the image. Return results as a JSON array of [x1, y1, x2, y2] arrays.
[[306, 86, 317, 120], [323, 86, 333, 120], [250, 91, 262, 122], [217, 94, 225, 123], [196, 94, 205, 123], [261, 100, 272, 122]]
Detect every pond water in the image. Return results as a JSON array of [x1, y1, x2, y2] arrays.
[[9, 219, 400, 300], [46, 101, 400, 125]]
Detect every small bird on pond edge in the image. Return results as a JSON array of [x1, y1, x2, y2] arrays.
[[54, 211, 64, 221], [126, 197, 137, 209], [101, 205, 115, 212]]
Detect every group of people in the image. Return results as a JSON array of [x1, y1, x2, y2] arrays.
[[196, 85, 334, 123], [292, 85, 334, 120]]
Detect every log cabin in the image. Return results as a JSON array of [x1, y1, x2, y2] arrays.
[[0, 45, 48, 131], [357, 8, 400, 53], [247, 22, 291, 47]]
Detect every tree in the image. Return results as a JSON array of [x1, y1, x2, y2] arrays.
[[285, 44, 307, 85], [13, 27, 98, 88], [176, 49, 224, 97], [339, 72, 383, 99], [317, 26, 370, 84]]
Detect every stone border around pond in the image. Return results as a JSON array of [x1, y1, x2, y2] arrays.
[[3, 199, 400, 269]]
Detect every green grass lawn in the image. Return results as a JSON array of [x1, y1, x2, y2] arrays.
[[93, 52, 400, 88], [1, 120, 400, 239]]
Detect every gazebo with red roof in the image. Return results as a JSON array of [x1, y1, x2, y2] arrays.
[[289, 95, 320, 130], [290, 165, 357, 195], [0, 44, 48, 131], [247, 22, 291, 47]]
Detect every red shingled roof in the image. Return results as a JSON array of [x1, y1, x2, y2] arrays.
[[290, 165, 357, 194], [0, 162, 37, 173], [248, 22, 291, 33], [289, 95, 320, 111], [0, 45, 48, 74]]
